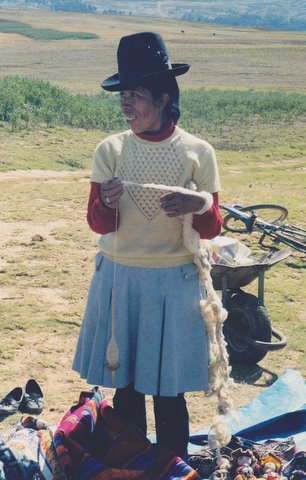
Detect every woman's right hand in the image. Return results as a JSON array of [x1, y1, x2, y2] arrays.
[[100, 178, 124, 209]]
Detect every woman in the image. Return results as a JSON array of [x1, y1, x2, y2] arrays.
[[73, 32, 223, 460]]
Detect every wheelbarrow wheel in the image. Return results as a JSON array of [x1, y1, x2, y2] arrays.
[[223, 292, 272, 365]]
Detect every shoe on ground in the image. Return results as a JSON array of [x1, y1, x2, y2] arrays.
[[20, 379, 44, 414], [0, 386, 24, 416]]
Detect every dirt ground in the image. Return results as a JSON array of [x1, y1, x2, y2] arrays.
[[0, 169, 294, 437]]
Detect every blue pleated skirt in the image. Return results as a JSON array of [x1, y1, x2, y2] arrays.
[[72, 252, 209, 396]]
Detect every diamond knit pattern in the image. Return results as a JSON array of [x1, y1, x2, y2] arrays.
[[120, 138, 184, 219]]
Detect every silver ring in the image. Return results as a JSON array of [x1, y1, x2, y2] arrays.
[[106, 197, 110, 204]]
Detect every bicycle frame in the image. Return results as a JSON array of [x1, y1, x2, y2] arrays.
[[221, 204, 257, 232], [266, 224, 306, 253], [221, 204, 306, 254]]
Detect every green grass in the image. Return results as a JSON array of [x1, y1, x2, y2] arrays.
[[0, 124, 104, 171], [0, 77, 305, 158], [0, 18, 98, 40]]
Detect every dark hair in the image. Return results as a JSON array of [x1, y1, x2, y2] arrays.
[[141, 75, 180, 123]]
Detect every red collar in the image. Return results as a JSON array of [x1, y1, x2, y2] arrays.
[[136, 121, 175, 142]]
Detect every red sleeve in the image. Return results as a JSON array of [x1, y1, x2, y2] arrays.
[[192, 192, 223, 239], [87, 182, 119, 234]]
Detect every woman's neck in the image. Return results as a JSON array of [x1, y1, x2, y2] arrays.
[[136, 120, 175, 142]]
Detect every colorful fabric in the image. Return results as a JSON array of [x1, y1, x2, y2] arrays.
[[0, 438, 41, 480], [188, 370, 306, 478], [90, 125, 221, 268], [53, 387, 200, 479], [282, 451, 306, 479], [38, 430, 66, 480], [189, 435, 298, 479], [0, 415, 64, 480]]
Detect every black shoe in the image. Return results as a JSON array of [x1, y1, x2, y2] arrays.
[[0, 387, 24, 416], [20, 379, 44, 414]]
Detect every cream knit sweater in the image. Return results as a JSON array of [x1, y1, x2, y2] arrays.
[[91, 126, 221, 268]]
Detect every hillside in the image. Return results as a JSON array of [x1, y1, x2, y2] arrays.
[[1, 0, 306, 31], [93, 0, 306, 32], [1, 9, 306, 95]]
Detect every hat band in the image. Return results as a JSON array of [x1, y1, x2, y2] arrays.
[[118, 61, 173, 85]]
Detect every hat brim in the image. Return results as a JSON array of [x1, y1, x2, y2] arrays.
[[101, 63, 190, 92]]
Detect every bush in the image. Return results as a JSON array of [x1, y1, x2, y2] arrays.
[[180, 89, 306, 132], [0, 76, 305, 132]]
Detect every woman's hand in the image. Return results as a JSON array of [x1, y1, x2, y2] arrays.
[[160, 189, 205, 217], [100, 178, 124, 209]]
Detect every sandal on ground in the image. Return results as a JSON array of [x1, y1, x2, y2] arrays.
[[20, 379, 44, 415], [0, 386, 24, 416]]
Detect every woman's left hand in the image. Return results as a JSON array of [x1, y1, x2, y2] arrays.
[[160, 189, 205, 217]]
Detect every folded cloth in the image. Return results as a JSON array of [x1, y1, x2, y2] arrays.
[[0, 438, 41, 480], [53, 387, 200, 480]]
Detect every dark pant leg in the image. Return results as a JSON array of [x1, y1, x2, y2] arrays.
[[153, 393, 189, 459], [113, 382, 147, 436]]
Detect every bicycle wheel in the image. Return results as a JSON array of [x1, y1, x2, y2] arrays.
[[222, 204, 288, 233]]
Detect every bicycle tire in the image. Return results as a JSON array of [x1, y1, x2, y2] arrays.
[[222, 204, 288, 233]]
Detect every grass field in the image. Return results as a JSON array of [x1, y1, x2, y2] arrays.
[[0, 18, 98, 39], [0, 9, 306, 94], [0, 9, 305, 436]]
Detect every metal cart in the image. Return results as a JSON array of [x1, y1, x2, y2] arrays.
[[211, 249, 290, 364]]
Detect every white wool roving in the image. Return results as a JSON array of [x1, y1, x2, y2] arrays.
[[107, 181, 234, 459], [182, 212, 234, 459]]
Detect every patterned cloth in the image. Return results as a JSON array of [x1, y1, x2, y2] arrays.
[[53, 387, 200, 479], [0, 416, 64, 480], [0, 438, 41, 480], [188, 435, 298, 479], [282, 451, 306, 479]]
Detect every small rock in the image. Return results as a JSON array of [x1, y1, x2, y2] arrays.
[[31, 234, 44, 242]]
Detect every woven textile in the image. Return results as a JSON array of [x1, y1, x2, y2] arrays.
[[0, 415, 64, 480], [188, 435, 298, 478], [0, 438, 41, 480], [53, 387, 200, 480]]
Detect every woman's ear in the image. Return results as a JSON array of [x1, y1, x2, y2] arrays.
[[159, 93, 170, 108]]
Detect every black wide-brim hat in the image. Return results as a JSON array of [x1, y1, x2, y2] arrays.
[[101, 32, 190, 92]]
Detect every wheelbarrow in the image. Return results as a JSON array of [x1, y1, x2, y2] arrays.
[[210, 249, 290, 365]]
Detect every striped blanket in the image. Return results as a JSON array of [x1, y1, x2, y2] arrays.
[[53, 387, 200, 480]]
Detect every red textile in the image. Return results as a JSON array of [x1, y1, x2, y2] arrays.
[[192, 192, 223, 239], [87, 182, 118, 234], [53, 387, 200, 479], [136, 120, 176, 142]]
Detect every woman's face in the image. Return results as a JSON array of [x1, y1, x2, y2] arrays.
[[119, 87, 169, 134]]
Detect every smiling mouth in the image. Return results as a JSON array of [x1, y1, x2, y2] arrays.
[[125, 115, 136, 121]]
